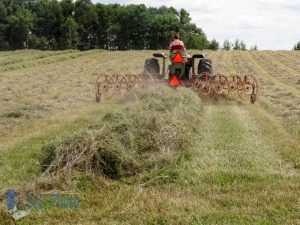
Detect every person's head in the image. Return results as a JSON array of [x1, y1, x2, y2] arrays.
[[173, 33, 179, 40]]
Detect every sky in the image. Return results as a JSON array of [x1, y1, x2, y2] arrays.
[[95, 0, 300, 50]]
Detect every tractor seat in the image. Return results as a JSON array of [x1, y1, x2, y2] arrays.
[[170, 50, 187, 63]]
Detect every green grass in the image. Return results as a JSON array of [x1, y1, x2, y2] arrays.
[[0, 104, 122, 187], [1, 102, 298, 225]]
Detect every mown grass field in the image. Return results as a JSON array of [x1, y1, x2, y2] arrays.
[[0, 49, 299, 224]]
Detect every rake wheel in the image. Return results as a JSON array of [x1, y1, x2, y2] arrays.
[[95, 74, 116, 102], [243, 82, 253, 95], [113, 82, 122, 92], [214, 81, 223, 94], [126, 81, 135, 91], [201, 82, 211, 95], [229, 81, 237, 92]]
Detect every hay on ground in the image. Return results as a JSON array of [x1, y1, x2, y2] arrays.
[[40, 87, 203, 179]]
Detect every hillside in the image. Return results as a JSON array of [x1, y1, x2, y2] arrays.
[[0, 50, 299, 224]]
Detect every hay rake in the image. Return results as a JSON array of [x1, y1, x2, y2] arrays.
[[95, 73, 154, 102], [193, 73, 258, 103], [95, 52, 258, 103]]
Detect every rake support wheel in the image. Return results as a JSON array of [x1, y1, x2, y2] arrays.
[[192, 73, 258, 103]]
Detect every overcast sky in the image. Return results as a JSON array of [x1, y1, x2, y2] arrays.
[[96, 0, 300, 50]]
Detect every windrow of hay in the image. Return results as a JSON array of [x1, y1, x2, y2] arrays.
[[40, 87, 203, 179]]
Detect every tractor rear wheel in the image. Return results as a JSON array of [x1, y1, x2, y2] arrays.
[[144, 58, 160, 79], [198, 58, 212, 75]]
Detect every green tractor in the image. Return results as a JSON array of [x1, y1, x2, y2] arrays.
[[144, 50, 213, 86], [143, 50, 257, 103]]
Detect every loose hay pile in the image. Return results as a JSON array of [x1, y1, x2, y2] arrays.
[[40, 87, 203, 179]]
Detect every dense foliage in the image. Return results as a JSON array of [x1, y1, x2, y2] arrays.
[[0, 0, 215, 50]]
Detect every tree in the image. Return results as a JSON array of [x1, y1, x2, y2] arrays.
[[0, 23, 8, 49], [179, 8, 190, 27], [105, 4, 122, 50], [240, 41, 246, 50], [74, 0, 98, 50], [293, 41, 300, 50], [148, 12, 179, 49], [0, 0, 6, 20], [177, 9, 209, 49], [59, 16, 78, 49], [231, 39, 248, 50], [114, 4, 151, 50], [186, 34, 209, 50], [0, 2, 213, 50], [28, 33, 48, 49], [233, 39, 240, 50], [222, 39, 231, 50], [250, 44, 258, 50], [2, 0, 26, 16], [0, 0, 8, 49], [95, 3, 110, 49], [7, 8, 34, 49], [207, 38, 219, 50], [61, 0, 74, 18], [33, 0, 64, 49]]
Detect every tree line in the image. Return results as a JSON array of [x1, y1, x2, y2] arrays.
[[0, 0, 220, 51], [220, 39, 257, 51]]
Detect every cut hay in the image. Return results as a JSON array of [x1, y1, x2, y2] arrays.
[[40, 87, 203, 179]]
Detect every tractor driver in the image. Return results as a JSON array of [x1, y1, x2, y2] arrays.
[[169, 33, 185, 53], [169, 31, 190, 80]]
